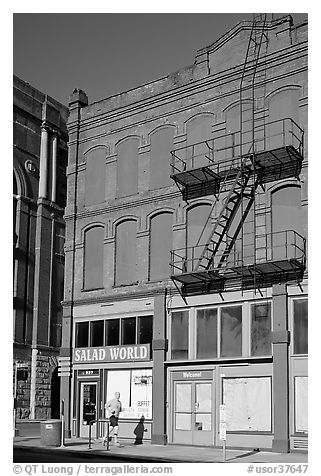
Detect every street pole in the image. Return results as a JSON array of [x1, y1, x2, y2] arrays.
[[60, 399, 66, 448], [13, 363, 18, 437]]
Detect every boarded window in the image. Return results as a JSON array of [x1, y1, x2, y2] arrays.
[[294, 376, 308, 433], [186, 204, 212, 271], [223, 377, 272, 431], [251, 303, 271, 356], [293, 299, 308, 354], [85, 148, 106, 206], [271, 186, 302, 260], [186, 114, 213, 168], [196, 308, 217, 359], [84, 226, 104, 290], [220, 306, 242, 357], [115, 220, 137, 285], [150, 213, 173, 280], [116, 138, 139, 198], [224, 104, 252, 159], [150, 127, 174, 189], [268, 89, 300, 149], [171, 311, 189, 360]]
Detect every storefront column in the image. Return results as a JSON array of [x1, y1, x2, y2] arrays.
[[272, 283, 290, 453], [151, 293, 168, 445], [39, 124, 49, 199]]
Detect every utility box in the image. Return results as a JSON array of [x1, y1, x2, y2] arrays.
[[40, 419, 62, 447]]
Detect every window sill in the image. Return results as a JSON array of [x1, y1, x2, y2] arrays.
[[81, 287, 104, 292]]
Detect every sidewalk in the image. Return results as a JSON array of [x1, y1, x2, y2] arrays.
[[13, 436, 308, 464]]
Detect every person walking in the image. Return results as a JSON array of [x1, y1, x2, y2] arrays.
[[103, 391, 122, 446]]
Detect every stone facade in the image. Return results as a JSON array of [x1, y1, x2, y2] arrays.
[[13, 75, 68, 419]]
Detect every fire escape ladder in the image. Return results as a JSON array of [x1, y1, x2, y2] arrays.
[[216, 171, 262, 271], [195, 159, 253, 271]]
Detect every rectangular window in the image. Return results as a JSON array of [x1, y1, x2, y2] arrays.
[[223, 377, 272, 432], [75, 322, 89, 348], [106, 369, 152, 420], [137, 316, 153, 344], [220, 306, 242, 357], [196, 308, 217, 359], [121, 317, 136, 345], [171, 311, 189, 360], [90, 321, 104, 347], [105, 319, 120, 346], [251, 303, 271, 356], [293, 300, 308, 354], [294, 376, 308, 433]]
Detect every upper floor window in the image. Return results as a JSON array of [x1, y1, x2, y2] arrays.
[[150, 127, 174, 190], [149, 212, 173, 281], [116, 137, 139, 198], [83, 226, 104, 290], [85, 147, 106, 206], [251, 302, 272, 356], [115, 220, 137, 286], [186, 204, 212, 272], [75, 316, 153, 348], [293, 299, 308, 355], [186, 114, 213, 169]]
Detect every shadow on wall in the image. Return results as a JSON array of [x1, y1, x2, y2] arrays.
[[133, 416, 148, 445]]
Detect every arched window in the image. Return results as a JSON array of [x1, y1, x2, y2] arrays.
[[116, 138, 139, 198], [268, 88, 300, 149], [186, 114, 213, 168], [149, 212, 173, 280], [150, 127, 174, 190], [84, 226, 104, 290], [115, 220, 137, 285], [85, 148, 106, 206], [271, 185, 302, 260], [186, 204, 212, 270], [224, 103, 252, 159]]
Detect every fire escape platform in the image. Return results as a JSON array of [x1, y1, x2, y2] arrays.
[[170, 231, 306, 296], [171, 144, 303, 201], [172, 256, 305, 296]]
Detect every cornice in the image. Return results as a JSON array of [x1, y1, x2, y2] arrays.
[[68, 42, 307, 139]]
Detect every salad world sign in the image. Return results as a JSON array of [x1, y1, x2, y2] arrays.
[[73, 344, 150, 363]]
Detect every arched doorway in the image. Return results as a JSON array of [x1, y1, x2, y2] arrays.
[[51, 367, 61, 419]]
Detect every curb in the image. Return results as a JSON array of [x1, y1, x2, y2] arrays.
[[13, 444, 193, 463]]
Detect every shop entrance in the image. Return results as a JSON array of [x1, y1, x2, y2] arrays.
[[172, 379, 214, 445], [79, 382, 97, 438]]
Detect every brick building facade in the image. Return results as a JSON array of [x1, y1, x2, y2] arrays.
[[60, 16, 307, 452], [13, 76, 68, 420]]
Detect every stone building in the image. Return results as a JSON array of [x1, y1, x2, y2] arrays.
[[60, 15, 307, 452], [13, 75, 68, 420]]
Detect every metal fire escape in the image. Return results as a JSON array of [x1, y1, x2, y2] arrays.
[[170, 14, 306, 298]]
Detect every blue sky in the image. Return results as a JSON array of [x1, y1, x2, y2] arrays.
[[13, 13, 308, 105]]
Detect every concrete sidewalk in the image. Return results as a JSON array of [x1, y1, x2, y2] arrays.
[[13, 436, 308, 464]]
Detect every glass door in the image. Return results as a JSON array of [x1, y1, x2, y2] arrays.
[[79, 382, 97, 438], [173, 380, 214, 445]]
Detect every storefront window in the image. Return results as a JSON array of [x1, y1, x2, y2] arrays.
[[106, 369, 152, 420], [76, 322, 89, 347], [220, 306, 242, 357], [293, 300, 308, 354], [171, 311, 189, 360], [105, 319, 120, 346], [137, 316, 153, 344], [90, 321, 104, 347], [196, 308, 217, 359], [223, 377, 272, 431], [122, 317, 136, 345], [251, 303, 271, 356]]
